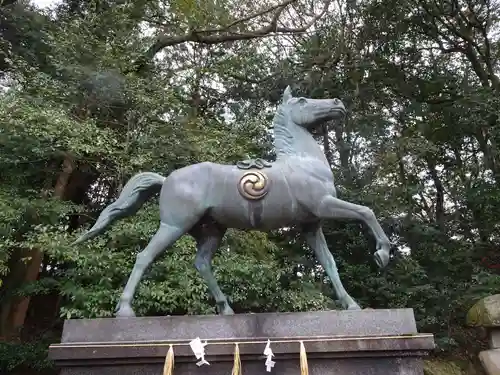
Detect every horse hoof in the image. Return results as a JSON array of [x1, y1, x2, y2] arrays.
[[222, 306, 235, 315], [218, 304, 235, 315], [341, 297, 361, 310], [346, 302, 361, 310], [115, 305, 136, 318], [374, 249, 390, 269]]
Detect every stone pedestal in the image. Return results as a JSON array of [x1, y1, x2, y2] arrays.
[[49, 309, 434, 375], [467, 294, 500, 375]]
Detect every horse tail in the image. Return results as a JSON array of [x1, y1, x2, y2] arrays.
[[72, 172, 166, 245]]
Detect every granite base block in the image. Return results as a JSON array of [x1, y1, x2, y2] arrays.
[[49, 309, 435, 375], [479, 349, 500, 375]]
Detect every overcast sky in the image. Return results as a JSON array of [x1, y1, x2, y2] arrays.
[[32, 0, 59, 9]]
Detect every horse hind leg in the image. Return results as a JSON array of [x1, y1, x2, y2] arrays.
[[192, 223, 234, 315], [116, 222, 187, 318], [116, 168, 212, 317]]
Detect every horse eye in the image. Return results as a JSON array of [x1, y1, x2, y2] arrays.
[[298, 98, 307, 104]]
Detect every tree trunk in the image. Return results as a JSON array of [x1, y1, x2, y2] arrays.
[[0, 155, 74, 341]]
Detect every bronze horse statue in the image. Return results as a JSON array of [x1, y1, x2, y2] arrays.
[[74, 87, 392, 317]]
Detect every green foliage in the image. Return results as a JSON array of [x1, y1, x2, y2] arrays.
[[423, 359, 470, 375], [0, 340, 54, 372]]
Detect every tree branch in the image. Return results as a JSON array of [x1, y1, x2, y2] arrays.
[[132, 0, 331, 73], [219, 0, 297, 31], [415, 0, 494, 87], [225, 71, 281, 84]]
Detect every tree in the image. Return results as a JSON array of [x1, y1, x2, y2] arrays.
[[1, 0, 500, 372], [0, 0, 333, 341]]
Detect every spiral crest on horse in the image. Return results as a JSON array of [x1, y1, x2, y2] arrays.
[[237, 170, 269, 200]]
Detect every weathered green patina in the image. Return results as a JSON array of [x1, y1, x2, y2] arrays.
[[467, 294, 500, 327], [73, 87, 392, 317]]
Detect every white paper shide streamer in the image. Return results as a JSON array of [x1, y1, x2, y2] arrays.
[[189, 337, 210, 366], [263, 339, 275, 372]]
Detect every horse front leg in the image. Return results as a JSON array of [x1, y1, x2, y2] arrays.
[[315, 195, 392, 269], [303, 223, 360, 310]]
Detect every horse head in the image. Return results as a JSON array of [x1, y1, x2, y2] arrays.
[[280, 86, 346, 131]]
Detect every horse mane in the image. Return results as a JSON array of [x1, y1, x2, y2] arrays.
[[272, 105, 295, 157]]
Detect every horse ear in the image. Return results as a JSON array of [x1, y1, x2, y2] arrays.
[[282, 86, 292, 103]]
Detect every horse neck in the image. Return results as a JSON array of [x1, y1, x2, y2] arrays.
[[272, 110, 329, 165]]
